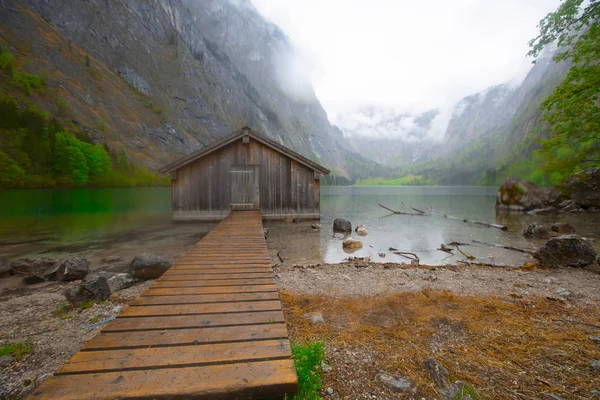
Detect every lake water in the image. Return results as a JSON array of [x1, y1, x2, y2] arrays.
[[1, 186, 598, 266]]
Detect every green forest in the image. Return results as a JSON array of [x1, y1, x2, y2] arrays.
[[0, 47, 168, 189]]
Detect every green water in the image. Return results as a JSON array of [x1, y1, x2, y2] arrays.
[[0, 188, 172, 245]]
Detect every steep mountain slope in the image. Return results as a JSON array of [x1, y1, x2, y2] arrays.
[[342, 46, 570, 183], [0, 0, 349, 175]]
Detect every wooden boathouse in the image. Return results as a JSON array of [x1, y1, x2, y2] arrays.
[[159, 127, 330, 221]]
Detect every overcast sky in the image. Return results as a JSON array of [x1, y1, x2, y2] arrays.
[[251, 0, 561, 121]]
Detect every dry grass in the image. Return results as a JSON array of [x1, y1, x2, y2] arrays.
[[281, 290, 600, 399]]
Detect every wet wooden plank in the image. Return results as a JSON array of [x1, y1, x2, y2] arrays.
[[144, 285, 277, 296], [59, 339, 291, 374], [105, 310, 285, 331], [120, 300, 282, 317], [151, 278, 274, 287], [83, 324, 288, 350], [29, 359, 298, 400], [132, 292, 280, 305]]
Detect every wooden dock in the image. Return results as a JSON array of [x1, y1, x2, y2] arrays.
[[29, 211, 298, 399]]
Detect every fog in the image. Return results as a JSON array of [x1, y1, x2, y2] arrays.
[[251, 0, 560, 125]]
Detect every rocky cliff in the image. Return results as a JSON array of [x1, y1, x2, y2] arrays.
[[0, 0, 348, 173], [341, 46, 571, 179]]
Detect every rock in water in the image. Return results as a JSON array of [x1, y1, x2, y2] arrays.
[[65, 275, 111, 305], [422, 357, 450, 388], [56, 258, 89, 281], [333, 218, 352, 233], [129, 253, 171, 279], [534, 235, 597, 268], [564, 168, 600, 208], [342, 238, 363, 249], [551, 222, 576, 234], [496, 179, 560, 212], [356, 227, 368, 236], [523, 223, 550, 239], [377, 373, 412, 392]]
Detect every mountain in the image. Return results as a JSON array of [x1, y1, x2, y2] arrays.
[[341, 45, 571, 183], [0, 0, 350, 179]]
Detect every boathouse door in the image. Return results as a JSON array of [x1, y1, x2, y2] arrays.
[[230, 165, 260, 211]]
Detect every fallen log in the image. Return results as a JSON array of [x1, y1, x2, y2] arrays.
[[472, 240, 536, 255], [378, 204, 428, 216]]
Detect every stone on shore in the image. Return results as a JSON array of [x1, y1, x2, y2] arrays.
[[56, 258, 89, 282], [534, 235, 596, 268], [523, 223, 550, 239], [129, 253, 171, 280]]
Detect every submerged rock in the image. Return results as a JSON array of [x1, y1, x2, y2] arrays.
[[333, 218, 352, 233], [129, 253, 171, 279], [496, 179, 560, 212], [356, 227, 368, 236], [342, 238, 363, 249], [56, 258, 89, 282], [534, 235, 597, 268], [523, 223, 550, 239], [551, 222, 576, 234]]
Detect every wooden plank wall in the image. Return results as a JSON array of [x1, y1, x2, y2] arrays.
[[172, 137, 320, 220]]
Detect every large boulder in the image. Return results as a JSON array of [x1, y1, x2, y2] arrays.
[[65, 274, 111, 305], [563, 168, 600, 208], [496, 179, 561, 212], [129, 253, 171, 280], [9, 257, 59, 283], [333, 218, 352, 233], [523, 223, 550, 239], [534, 235, 597, 268], [56, 258, 89, 281]]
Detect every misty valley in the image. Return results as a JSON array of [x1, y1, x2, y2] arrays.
[[0, 0, 599, 399]]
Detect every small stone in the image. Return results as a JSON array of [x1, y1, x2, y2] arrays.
[[356, 227, 368, 236], [591, 360, 600, 370], [556, 288, 571, 299], [303, 312, 324, 325], [129, 253, 171, 280], [422, 357, 449, 388], [321, 361, 332, 373], [377, 373, 411, 392], [342, 238, 363, 249], [589, 336, 600, 346], [0, 355, 14, 368], [326, 387, 334, 395], [523, 223, 550, 239], [56, 258, 90, 281], [378, 252, 386, 258], [311, 223, 321, 229], [439, 381, 466, 400]]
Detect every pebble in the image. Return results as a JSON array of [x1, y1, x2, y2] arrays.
[[303, 312, 324, 325], [377, 373, 412, 392], [326, 387, 334, 395], [0, 356, 14, 368], [591, 360, 600, 370]]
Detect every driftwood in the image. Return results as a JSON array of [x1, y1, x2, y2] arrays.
[[277, 246, 285, 263], [392, 251, 420, 263], [456, 260, 507, 268], [382, 203, 508, 230], [431, 210, 507, 231], [378, 204, 428, 216], [438, 244, 454, 253], [454, 244, 475, 260], [472, 240, 536, 255]]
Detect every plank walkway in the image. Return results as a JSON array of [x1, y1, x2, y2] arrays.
[[29, 211, 298, 399]]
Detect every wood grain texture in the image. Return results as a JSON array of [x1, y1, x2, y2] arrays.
[[28, 211, 297, 399], [171, 136, 320, 220]]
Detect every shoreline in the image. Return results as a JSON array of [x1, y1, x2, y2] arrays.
[[1, 259, 599, 399]]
